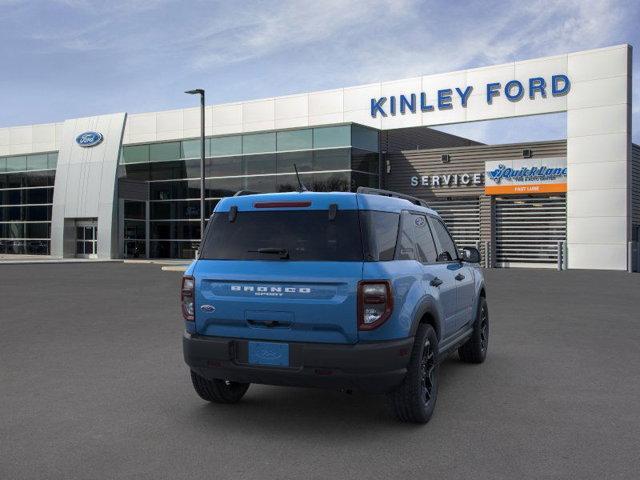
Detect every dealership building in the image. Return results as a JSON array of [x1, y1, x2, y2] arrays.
[[0, 44, 637, 271]]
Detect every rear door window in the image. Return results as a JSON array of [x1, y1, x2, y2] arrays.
[[395, 211, 417, 260], [395, 211, 438, 263], [359, 211, 400, 261], [200, 210, 363, 261], [412, 214, 438, 263], [428, 216, 458, 262]]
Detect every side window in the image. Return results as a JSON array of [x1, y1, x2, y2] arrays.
[[412, 214, 438, 263], [395, 211, 416, 260], [428, 216, 458, 262], [360, 211, 400, 261]]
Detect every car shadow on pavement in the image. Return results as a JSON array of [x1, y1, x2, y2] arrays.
[[180, 357, 466, 434]]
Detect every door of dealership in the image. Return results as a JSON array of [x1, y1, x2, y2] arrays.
[[75, 220, 98, 258]]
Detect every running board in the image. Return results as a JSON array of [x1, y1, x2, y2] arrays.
[[438, 327, 473, 361]]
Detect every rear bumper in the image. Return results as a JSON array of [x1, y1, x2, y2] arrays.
[[183, 333, 414, 393]]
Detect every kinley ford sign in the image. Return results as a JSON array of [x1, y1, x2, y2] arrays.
[[409, 157, 568, 195], [370, 74, 570, 117]]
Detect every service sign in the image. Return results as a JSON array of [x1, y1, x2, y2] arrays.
[[484, 157, 567, 195]]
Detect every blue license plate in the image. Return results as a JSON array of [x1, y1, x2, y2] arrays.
[[248, 341, 289, 367]]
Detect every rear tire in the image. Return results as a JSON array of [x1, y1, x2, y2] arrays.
[[458, 296, 489, 364], [386, 323, 439, 424], [190, 370, 250, 404]]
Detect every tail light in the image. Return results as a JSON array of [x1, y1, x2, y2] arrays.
[[357, 281, 393, 330], [181, 276, 195, 321]]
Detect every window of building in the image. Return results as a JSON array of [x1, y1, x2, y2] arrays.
[[277, 151, 313, 174], [47, 153, 58, 170], [122, 145, 150, 164], [243, 132, 276, 154], [351, 125, 379, 152], [277, 129, 313, 151], [6, 156, 27, 172], [351, 149, 379, 174], [244, 153, 276, 176], [150, 142, 181, 162], [26, 154, 49, 171], [181, 139, 208, 159], [313, 126, 350, 149], [211, 136, 242, 157], [313, 148, 350, 171]]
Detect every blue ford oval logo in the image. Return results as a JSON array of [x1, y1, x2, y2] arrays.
[[200, 304, 215, 312], [76, 131, 103, 148]]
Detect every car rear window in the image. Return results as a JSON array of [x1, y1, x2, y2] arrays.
[[200, 210, 364, 261]]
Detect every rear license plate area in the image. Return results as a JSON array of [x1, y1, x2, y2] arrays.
[[248, 341, 290, 367]]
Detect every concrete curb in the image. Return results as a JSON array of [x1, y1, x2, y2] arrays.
[[161, 265, 188, 272], [0, 259, 123, 265]]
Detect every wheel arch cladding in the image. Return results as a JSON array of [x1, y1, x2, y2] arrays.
[[410, 299, 442, 341]]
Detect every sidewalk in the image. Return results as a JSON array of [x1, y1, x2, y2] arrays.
[[0, 254, 122, 265]]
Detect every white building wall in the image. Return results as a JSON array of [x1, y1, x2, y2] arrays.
[[50, 113, 126, 259], [565, 45, 632, 270], [0, 122, 63, 156]]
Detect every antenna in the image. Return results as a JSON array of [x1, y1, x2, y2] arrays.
[[293, 164, 308, 192]]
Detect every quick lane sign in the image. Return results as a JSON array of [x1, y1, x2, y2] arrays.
[[370, 74, 570, 117], [484, 157, 567, 195]]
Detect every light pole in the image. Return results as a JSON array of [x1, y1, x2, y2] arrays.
[[185, 89, 206, 246]]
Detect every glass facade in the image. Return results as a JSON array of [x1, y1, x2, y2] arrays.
[[0, 152, 57, 255], [119, 123, 380, 259]]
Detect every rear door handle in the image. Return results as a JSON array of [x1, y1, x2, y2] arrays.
[[455, 273, 465, 281], [430, 277, 443, 287]]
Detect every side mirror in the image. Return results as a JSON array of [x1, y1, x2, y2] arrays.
[[461, 247, 481, 264]]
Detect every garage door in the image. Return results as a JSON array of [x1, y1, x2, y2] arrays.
[[429, 197, 480, 249], [495, 195, 566, 267]]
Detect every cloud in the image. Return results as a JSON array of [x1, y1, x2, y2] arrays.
[[0, 0, 638, 142]]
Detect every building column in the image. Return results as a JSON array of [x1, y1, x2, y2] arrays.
[[566, 45, 632, 270]]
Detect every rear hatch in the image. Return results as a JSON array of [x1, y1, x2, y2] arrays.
[[194, 193, 363, 344]]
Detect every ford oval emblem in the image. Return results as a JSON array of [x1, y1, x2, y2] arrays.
[[76, 131, 103, 148], [200, 304, 215, 312]]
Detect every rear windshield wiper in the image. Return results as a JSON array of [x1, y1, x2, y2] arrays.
[[248, 247, 290, 259]]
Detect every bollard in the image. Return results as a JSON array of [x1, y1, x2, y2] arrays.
[[628, 241, 638, 273], [484, 240, 490, 268], [557, 241, 564, 271]]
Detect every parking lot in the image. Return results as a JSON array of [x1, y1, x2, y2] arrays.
[[1, 263, 639, 479]]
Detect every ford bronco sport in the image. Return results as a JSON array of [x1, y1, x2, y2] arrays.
[[182, 187, 488, 423]]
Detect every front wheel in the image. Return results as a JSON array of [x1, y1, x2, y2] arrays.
[[458, 296, 489, 364], [386, 323, 439, 423], [190, 370, 250, 404]]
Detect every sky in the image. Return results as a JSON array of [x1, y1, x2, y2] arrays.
[[0, 0, 638, 144]]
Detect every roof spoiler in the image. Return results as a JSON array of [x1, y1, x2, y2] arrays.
[[356, 187, 429, 208], [233, 190, 259, 196]]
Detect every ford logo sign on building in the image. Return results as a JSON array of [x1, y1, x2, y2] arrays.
[[76, 131, 103, 147]]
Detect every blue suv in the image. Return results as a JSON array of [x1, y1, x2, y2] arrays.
[[182, 187, 488, 423]]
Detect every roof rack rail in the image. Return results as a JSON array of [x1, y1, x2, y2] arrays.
[[356, 187, 429, 208], [233, 190, 259, 196]]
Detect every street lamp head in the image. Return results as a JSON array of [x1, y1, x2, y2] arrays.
[[185, 89, 205, 95]]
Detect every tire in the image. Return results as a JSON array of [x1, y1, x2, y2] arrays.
[[386, 323, 439, 424], [458, 296, 489, 364], [190, 370, 250, 404]]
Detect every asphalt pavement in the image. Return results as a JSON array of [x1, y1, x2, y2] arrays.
[[1, 263, 639, 480]]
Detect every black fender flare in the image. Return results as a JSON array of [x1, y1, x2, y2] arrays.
[[409, 296, 443, 341], [473, 281, 487, 319]]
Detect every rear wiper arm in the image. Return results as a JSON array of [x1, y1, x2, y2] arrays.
[[248, 247, 290, 259]]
